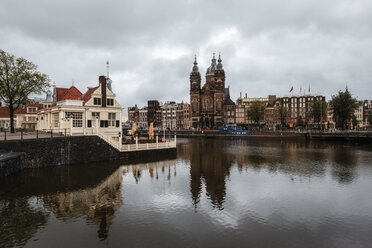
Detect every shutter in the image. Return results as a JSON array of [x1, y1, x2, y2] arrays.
[[100, 120, 104, 127], [116, 120, 120, 127], [87, 120, 92, 127], [105, 120, 109, 127]]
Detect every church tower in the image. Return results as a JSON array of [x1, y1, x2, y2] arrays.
[[190, 56, 201, 126], [214, 53, 225, 91]]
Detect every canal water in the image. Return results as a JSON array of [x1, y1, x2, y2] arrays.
[[1, 138, 372, 248]]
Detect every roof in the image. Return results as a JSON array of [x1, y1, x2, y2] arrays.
[[27, 102, 44, 109], [55, 86, 83, 101], [0, 107, 27, 118], [224, 87, 235, 106], [224, 97, 235, 105], [81, 86, 99, 105]]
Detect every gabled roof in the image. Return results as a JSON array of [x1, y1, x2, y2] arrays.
[[55, 86, 83, 101], [81, 86, 99, 105]]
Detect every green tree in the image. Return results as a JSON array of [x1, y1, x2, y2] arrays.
[[330, 89, 358, 130], [309, 100, 326, 130], [277, 104, 288, 128], [351, 115, 357, 129], [246, 100, 266, 124], [0, 50, 49, 133], [368, 114, 372, 126], [297, 115, 304, 127]]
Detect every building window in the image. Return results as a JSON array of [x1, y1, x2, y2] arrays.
[[53, 113, 59, 128], [28, 107, 37, 113], [65, 112, 83, 127], [92, 112, 100, 119], [108, 113, 116, 127], [107, 98, 114, 106], [94, 98, 102, 105]]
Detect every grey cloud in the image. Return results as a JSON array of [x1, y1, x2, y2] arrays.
[[1, 0, 372, 115]]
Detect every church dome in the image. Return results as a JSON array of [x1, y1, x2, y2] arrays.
[[206, 53, 217, 75]]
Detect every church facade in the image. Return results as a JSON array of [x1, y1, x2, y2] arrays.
[[190, 54, 233, 129]]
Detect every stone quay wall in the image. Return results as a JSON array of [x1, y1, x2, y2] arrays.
[[0, 136, 120, 169], [0, 152, 25, 179]]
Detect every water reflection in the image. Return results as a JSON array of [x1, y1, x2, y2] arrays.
[[0, 163, 123, 243], [330, 146, 358, 183], [178, 138, 369, 210], [40, 167, 122, 240], [186, 139, 234, 210], [0, 198, 49, 248], [1, 139, 372, 248], [123, 159, 177, 183]]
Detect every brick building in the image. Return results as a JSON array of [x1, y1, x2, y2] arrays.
[[147, 100, 161, 127], [190, 54, 229, 129], [276, 95, 326, 125]]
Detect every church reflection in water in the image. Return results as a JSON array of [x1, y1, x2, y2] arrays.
[[177, 138, 362, 211], [181, 138, 234, 210]]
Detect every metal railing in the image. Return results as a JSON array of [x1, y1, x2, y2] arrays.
[[121, 140, 176, 152], [0, 129, 67, 141]]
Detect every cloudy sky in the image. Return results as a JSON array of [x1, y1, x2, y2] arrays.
[[1, 0, 372, 114]]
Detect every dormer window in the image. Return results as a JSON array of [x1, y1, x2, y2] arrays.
[[94, 97, 101, 105], [107, 98, 114, 106], [28, 107, 37, 113]]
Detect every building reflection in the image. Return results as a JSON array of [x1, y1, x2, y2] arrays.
[[187, 139, 234, 210], [40, 167, 123, 240], [329, 145, 358, 183], [123, 159, 177, 183], [0, 198, 49, 248], [178, 138, 363, 210]]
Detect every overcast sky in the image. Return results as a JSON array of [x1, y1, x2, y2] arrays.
[[1, 0, 372, 114]]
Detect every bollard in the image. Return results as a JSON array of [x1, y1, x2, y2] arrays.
[[65, 128, 67, 136], [36, 130, 38, 139], [21, 129, 23, 140], [51, 130, 53, 138], [4, 131, 6, 141]]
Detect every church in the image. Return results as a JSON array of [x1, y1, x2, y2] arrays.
[[190, 53, 234, 129]]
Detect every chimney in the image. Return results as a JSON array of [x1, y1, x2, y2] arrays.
[[245, 93, 247, 98], [99, 75, 107, 107]]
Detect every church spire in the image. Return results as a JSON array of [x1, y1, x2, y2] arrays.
[[192, 55, 199, 73], [217, 52, 223, 70]]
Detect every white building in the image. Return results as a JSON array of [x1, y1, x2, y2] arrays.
[[354, 101, 364, 128], [161, 102, 178, 130], [37, 76, 122, 138]]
